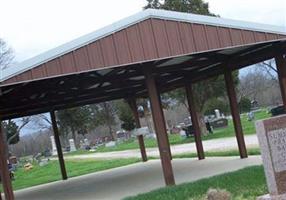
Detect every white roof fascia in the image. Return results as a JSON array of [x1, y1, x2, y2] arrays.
[[1, 8, 285, 82]]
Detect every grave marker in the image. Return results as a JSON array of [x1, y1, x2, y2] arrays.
[[256, 115, 286, 200]]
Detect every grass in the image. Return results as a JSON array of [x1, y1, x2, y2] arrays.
[[124, 165, 267, 200], [9, 158, 141, 191], [7, 148, 261, 191], [89, 109, 270, 153], [6, 110, 268, 191], [172, 148, 261, 159]]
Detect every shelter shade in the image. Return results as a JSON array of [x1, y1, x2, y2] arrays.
[[144, 67, 175, 185], [127, 98, 148, 162], [0, 124, 14, 200], [185, 82, 205, 160], [50, 111, 68, 180], [224, 70, 247, 158], [276, 54, 286, 109]]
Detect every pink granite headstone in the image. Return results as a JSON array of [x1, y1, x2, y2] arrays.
[[256, 115, 286, 200]]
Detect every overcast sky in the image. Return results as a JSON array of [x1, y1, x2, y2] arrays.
[[0, 0, 285, 63]]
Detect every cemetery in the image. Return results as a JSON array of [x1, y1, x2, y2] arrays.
[[0, 2, 286, 200]]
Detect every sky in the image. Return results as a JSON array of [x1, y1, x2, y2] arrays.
[[0, 0, 285, 135], [0, 0, 285, 63]]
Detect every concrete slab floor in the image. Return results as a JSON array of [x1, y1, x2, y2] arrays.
[[14, 156, 262, 200]]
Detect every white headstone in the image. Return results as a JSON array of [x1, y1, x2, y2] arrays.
[[214, 109, 220, 119], [105, 141, 116, 148], [84, 138, 89, 146], [50, 136, 57, 156], [133, 127, 150, 136], [69, 139, 76, 152]]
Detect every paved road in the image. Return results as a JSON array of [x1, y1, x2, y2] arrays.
[[15, 156, 262, 200], [63, 135, 259, 160]]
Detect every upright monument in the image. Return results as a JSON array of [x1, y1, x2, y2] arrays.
[[256, 115, 286, 200], [69, 139, 76, 152], [50, 136, 57, 156]]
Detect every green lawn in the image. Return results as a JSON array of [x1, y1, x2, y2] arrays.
[[92, 109, 270, 153], [8, 148, 261, 191], [172, 147, 261, 159], [9, 158, 140, 191], [125, 166, 267, 200]]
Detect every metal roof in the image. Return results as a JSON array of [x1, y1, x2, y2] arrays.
[[1, 8, 285, 82]]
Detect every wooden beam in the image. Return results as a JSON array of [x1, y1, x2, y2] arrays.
[[127, 98, 148, 162], [224, 70, 248, 158], [275, 54, 286, 109], [185, 82, 205, 160], [144, 67, 175, 186], [0, 123, 14, 200], [1, 85, 145, 119], [50, 111, 68, 180]]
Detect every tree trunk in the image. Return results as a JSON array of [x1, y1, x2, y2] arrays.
[[197, 112, 207, 136], [145, 113, 154, 133], [108, 125, 115, 141], [71, 126, 78, 148], [2, 124, 9, 160]]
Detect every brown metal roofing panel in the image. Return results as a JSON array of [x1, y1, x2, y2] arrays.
[[87, 41, 105, 69], [16, 70, 32, 82], [31, 64, 47, 79], [125, 24, 145, 62], [253, 32, 267, 43], [73, 47, 91, 71], [177, 22, 196, 53], [2, 18, 285, 86], [100, 35, 119, 66], [229, 28, 244, 46], [46, 59, 61, 76], [217, 27, 233, 47], [192, 23, 208, 52], [164, 21, 184, 56], [113, 30, 132, 65], [138, 19, 158, 60], [266, 33, 278, 40], [242, 30, 256, 44], [151, 19, 171, 58], [3, 77, 17, 84], [59, 52, 77, 74], [204, 25, 220, 49]]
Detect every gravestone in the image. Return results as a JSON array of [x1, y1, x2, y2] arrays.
[[133, 127, 150, 136], [214, 109, 220, 119], [105, 141, 116, 148], [84, 138, 89, 146], [50, 136, 57, 156], [256, 115, 286, 200], [210, 118, 228, 129], [69, 139, 76, 152]]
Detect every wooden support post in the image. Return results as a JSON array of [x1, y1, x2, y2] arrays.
[[144, 68, 175, 186], [50, 111, 68, 180], [127, 98, 148, 162], [0, 122, 14, 200], [185, 83, 205, 160], [275, 54, 286, 109], [224, 71, 248, 158]]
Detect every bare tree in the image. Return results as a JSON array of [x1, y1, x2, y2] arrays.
[[0, 38, 14, 70], [7, 117, 31, 145], [257, 59, 278, 83], [238, 63, 281, 107]]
